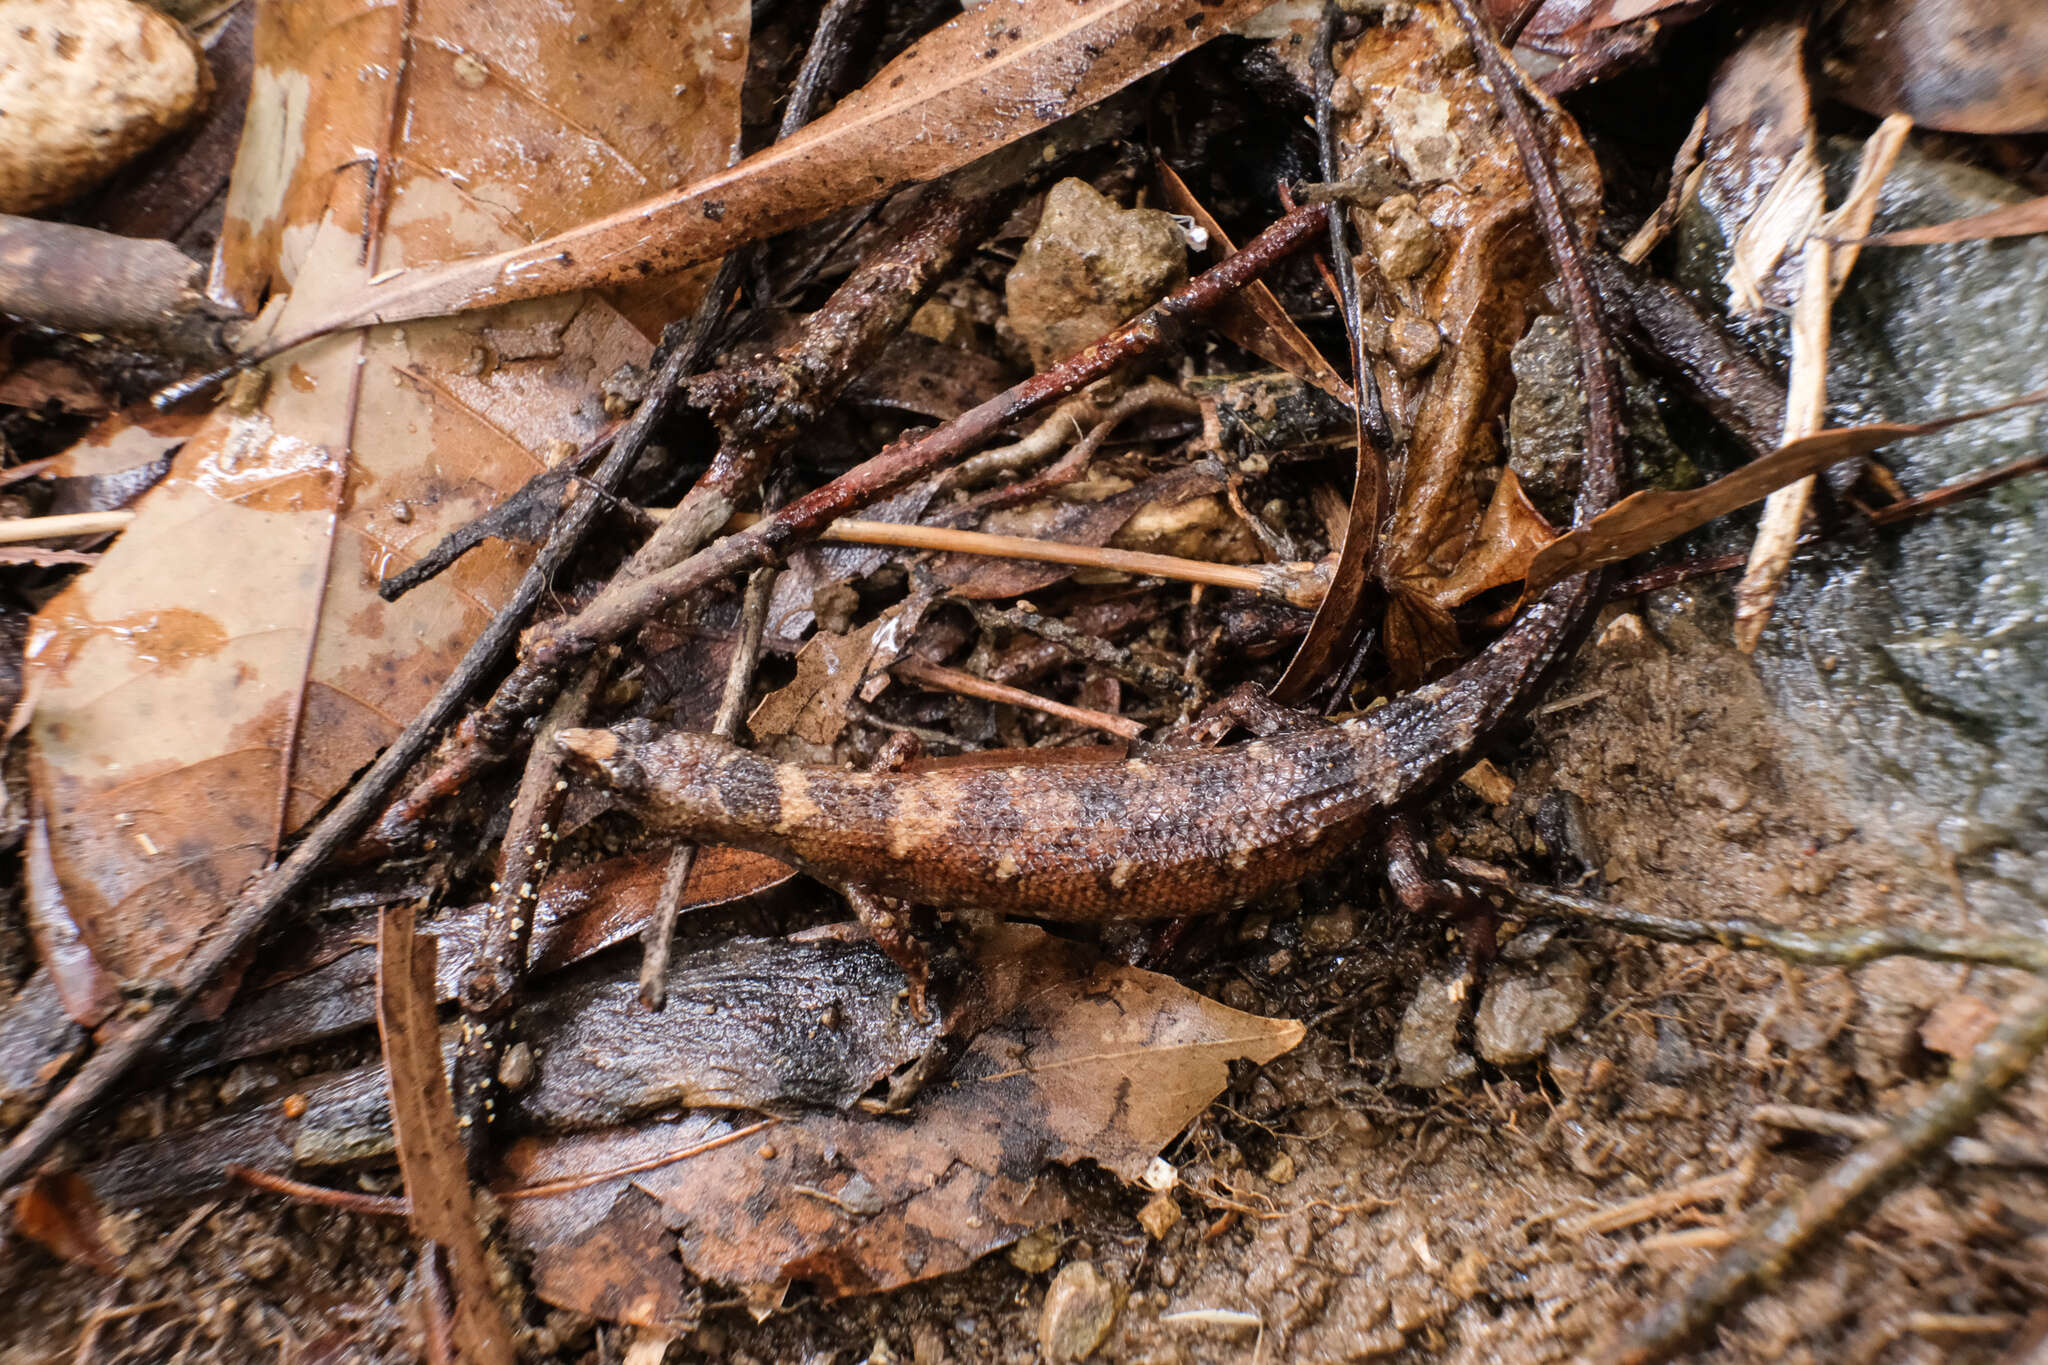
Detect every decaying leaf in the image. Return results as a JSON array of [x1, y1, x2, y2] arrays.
[[1825, 0, 2048, 134], [11, 1171, 122, 1273], [257, 0, 1288, 352], [1697, 19, 1822, 317], [499, 925, 1303, 1318], [24, 0, 746, 989], [1329, 2, 1598, 675], [1523, 389, 2048, 592]]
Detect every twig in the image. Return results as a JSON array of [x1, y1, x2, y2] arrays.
[[639, 562, 776, 1008], [226, 1164, 412, 1217], [449, 664, 601, 1157], [964, 377, 1199, 512], [802, 517, 1330, 607], [891, 654, 1144, 740], [1751, 1104, 2048, 1169], [376, 907, 518, 1365], [1733, 115, 1912, 652], [1619, 106, 1708, 266], [1445, 857, 2048, 973], [1313, 0, 1392, 455], [1602, 968, 2048, 1364], [457, 203, 1328, 754], [0, 511, 135, 544]]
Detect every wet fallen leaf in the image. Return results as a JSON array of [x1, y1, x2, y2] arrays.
[[1825, 0, 2048, 134], [25, 0, 746, 988], [1848, 193, 2048, 247], [259, 0, 1287, 352], [499, 925, 1303, 1319], [1524, 389, 2048, 592], [749, 597, 928, 748], [1324, 2, 1598, 683]]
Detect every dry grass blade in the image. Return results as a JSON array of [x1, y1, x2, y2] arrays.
[[376, 905, 518, 1365], [252, 0, 1286, 357], [1523, 389, 2048, 593], [1843, 191, 2048, 246]]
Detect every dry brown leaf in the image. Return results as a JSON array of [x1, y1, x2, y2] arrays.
[[498, 925, 1302, 1319], [1848, 193, 2048, 247], [1524, 389, 2048, 592], [257, 0, 1286, 353], [11, 1172, 121, 1273], [1425, 468, 1557, 608], [25, 0, 745, 987], [1154, 158, 1353, 406], [376, 906, 517, 1365], [1327, 3, 1598, 682], [1827, 0, 2048, 134]]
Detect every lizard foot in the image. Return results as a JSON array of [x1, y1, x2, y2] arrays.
[[843, 883, 932, 1021]]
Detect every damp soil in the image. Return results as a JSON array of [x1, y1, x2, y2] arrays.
[[6, 586, 2043, 1365]]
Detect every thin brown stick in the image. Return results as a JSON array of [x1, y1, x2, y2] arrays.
[[967, 600, 1199, 701], [891, 654, 1145, 740], [813, 518, 1330, 607], [639, 562, 777, 1008], [226, 1163, 412, 1217], [461, 203, 1327, 751], [1447, 857, 2048, 973], [1602, 969, 2048, 1364], [495, 1118, 779, 1201]]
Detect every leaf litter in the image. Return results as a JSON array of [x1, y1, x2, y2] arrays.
[[7, 0, 2048, 1358]]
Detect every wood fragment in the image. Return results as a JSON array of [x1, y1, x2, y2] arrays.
[[376, 906, 518, 1365], [0, 511, 135, 545], [0, 215, 235, 359]]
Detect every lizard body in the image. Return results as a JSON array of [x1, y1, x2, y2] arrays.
[[557, 572, 1601, 923]]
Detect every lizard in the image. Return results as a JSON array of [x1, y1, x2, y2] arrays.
[[556, 40, 1619, 982]]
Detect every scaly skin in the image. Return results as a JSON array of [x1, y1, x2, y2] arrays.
[[556, 571, 1601, 922]]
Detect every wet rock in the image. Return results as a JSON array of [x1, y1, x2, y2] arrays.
[[1038, 1260, 1118, 1362], [1395, 973, 1476, 1088], [1301, 906, 1358, 953], [0, 0, 210, 212], [1507, 317, 1698, 523], [1005, 179, 1188, 371], [1678, 140, 2048, 932], [1475, 948, 1592, 1066]]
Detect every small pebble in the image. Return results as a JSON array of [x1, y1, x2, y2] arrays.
[[239, 1237, 289, 1281], [1136, 1192, 1180, 1240], [1396, 973, 1476, 1088], [1475, 949, 1592, 1065], [1008, 1225, 1060, 1274], [1038, 1261, 1119, 1363], [0, 0, 210, 212]]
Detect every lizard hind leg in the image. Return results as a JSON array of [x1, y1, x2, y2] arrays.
[[842, 882, 933, 1022]]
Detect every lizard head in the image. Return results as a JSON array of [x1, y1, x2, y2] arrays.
[[556, 724, 760, 833]]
